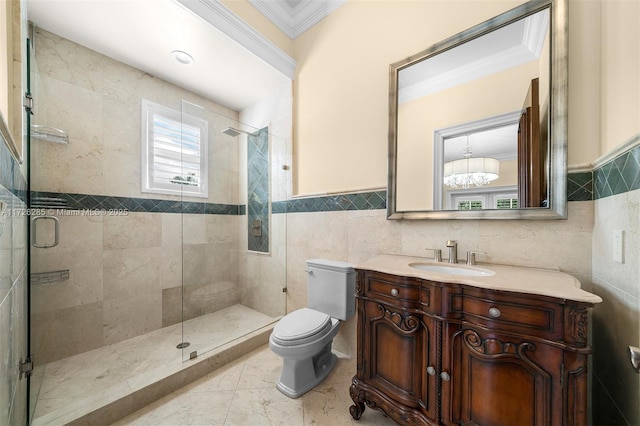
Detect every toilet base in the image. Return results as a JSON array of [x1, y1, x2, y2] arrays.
[[275, 342, 338, 399]]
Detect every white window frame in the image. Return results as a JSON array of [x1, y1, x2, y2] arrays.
[[433, 111, 521, 209], [447, 185, 518, 210], [141, 99, 208, 198]]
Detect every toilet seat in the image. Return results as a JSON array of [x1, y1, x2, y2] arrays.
[[272, 308, 332, 346]]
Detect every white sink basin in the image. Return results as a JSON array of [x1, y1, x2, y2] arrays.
[[409, 263, 495, 277]]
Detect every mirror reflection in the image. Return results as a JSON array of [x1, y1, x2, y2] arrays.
[[441, 124, 518, 210], [389, 1, 566, 219]]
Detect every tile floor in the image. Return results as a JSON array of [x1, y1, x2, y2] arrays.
[[113, 345, 398, 426]]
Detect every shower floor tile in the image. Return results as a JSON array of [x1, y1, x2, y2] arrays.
[[113, 345, 398, 426], [31, 304, 277, 426]]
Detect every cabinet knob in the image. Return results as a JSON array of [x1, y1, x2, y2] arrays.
[[427, 366, 436, 376], [391, 288, 399, 297], [488, 307, 501, 318], [440, 371, 451, 381]]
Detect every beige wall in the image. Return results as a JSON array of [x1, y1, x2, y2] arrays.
[[292, 0, 535, 196], [600, 0, 639, 152], [568, 0, 602, 167]]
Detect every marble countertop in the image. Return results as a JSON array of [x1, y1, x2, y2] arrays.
[[355, 255, 602, 304]]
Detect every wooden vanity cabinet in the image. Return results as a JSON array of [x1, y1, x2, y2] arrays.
[[350, 270, 594, 426]]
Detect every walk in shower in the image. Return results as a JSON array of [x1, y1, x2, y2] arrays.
[[26, 21, 290, 424]]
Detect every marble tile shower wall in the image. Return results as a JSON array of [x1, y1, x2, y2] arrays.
[[0, 134, 28, 426], [31, 29, 243, 364]]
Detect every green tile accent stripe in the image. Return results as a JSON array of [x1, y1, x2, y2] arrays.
[[594, 143, 640, 199], [273, 190, 386, 213], [247, 128, 269, 253], [30, 191, 243, 215], [0, 133, 27, 204], [27, 168, 609, 217], [567, 172, 593, 202]]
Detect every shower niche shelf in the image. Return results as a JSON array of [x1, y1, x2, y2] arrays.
[[31, 270, 70, 285], [31, 125, 69, 144]]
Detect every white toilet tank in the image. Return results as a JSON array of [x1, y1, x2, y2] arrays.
[[305, 259, 355, 320]]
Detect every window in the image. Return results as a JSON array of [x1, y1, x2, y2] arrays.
[[448, 186, 518, 210], [456, 199, 484, 210], [496, 197, 518, 209], [141, 99, 208, 198]]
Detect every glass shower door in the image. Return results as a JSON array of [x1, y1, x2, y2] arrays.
[[177, 100, 208, 361], [179, 100, 287, 362], [26, 28, 45, 423]]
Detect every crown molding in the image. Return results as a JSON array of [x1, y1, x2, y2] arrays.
[[248, 0, 345, 39], [399, 10, 549, 104], [522, 8, 549, 57], [175, 0, 296, 79]]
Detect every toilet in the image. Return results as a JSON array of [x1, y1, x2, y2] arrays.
[[269, 259, 355, 398]]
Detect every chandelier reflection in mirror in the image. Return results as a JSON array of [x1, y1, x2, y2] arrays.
[[443, 136, 499, 189]]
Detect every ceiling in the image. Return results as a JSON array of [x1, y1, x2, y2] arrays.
[[444, 124, 519, 163], [248, 0, 345, 39], [26, 0, 307, 111]]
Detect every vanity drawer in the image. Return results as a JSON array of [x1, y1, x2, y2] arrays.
[[461, 290, 563, 339], [359, 272, 425, 306], [367, 277, 420, 301]]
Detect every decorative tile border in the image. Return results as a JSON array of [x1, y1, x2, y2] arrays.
[[33, 176, 603, 217], [594, 143, 640, 199], [567, 172, 594, 202], [0, 132, 27, 204], [273, 190, 386, 214], [30, 191, 243, 215]]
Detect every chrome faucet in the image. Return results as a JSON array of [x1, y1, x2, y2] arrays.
[[446, 240, 458, 264]]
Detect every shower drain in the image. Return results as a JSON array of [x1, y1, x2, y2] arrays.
[[176, 342, 190, 349]]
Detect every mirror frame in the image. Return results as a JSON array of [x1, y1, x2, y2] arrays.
[[387, 0, 567, 220]]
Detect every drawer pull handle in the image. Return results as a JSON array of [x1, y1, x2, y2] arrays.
[[427, 366, 436, 376], [440, 371, 451, 381], [390, 288, 399, 296], [488, 307, 501, 318]]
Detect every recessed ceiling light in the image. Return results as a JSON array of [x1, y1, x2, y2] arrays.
[[171, 50, 194, 65]]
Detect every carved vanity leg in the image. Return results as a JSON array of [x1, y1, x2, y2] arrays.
[[349, 381, 366, 420]]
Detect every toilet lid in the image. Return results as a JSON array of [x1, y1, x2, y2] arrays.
[[273, 308, 331, 342]]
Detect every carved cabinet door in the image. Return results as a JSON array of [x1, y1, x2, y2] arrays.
[[362, 300, 438, 422], [450, 327, 563, 426]]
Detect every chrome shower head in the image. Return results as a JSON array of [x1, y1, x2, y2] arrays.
[[222, 126, 241, 137], [222, 126, 252, 137]]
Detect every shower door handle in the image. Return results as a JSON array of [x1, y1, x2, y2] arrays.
[[32, 216, 60, 248]]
